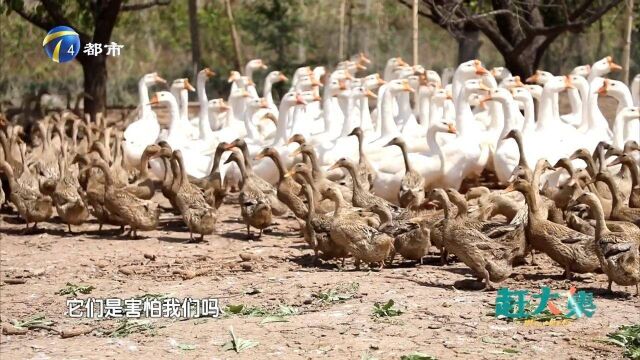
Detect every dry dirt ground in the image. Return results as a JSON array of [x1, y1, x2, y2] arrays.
[[0, 192, 638, 360], [1, 96, 637, 359]]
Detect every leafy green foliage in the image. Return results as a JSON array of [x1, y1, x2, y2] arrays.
[[222, 327, 258, 353], [605, 324, 640, 359], [55, 283, 95, 297], [372, 299, 403, 318]]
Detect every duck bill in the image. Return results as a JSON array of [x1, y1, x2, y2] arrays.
[[564, 75, 575, 89], [155, 74, 167, 84], [284, 169, 295, 178], [607, 56, 622, 71], [403, 82, 415, 93], [184, 79, 196, 92], [328, 163, 340, 171], [365, 89, 377, 98], [474, 60, 488, 75], [289, 148, 302, 158], [295, 95, 307, 105], [525, 73, 538, 84]]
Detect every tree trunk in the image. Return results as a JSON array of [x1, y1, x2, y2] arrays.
[[621, 0, 634, 84], [456, 24, 481, 64], [188, 0, 201, 77], [412, 0, 419, 65], [224, 0, 244, 71], [81, 56, 108, 123]]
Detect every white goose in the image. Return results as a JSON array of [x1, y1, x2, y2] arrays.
[[149, 91, 216, 179], [123, 72, 166, 168]]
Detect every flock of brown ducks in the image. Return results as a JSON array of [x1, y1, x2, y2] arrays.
[[0, 112, 639, 295]]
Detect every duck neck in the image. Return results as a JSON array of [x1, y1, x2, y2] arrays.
[[170, 156, 182, 194], [269, 153, 286, 182], [566, 87, 582, 121], [380, 89, 400, 136], [575, 80, 590, 132], [429, 100, 444, 128], [209, 147, 225, 178], [521, 186, 541, 217], [244, 107, 260, 141], [344, 163, 362, 193], [623, 158, 639, 189], [512, 133, 528, 168], [417, 86, 430, 126], [304, 186, 316, 220], [521, 96, 535, 133], [197, 75, 214, 142], [536, 87, 557, 129], [453, 197, 468, 219], [339, 94, 355, 137], [179, 89, 189, 122], [332, 192, 345, 216], [397, 141, 412, 173], [96, 161, 114, 188], [166, 96, 182, 136], [587, 90, 609, 131], [139, 151, 152, 180], [161, 156, 173, 190], [303, 150, 323, 178], [454, 87, 474, 136], [359, 96, 374, 132], [498, 100, 517, 141], [264, 79, 275, 106], [233, 157, 248, 181], [138, 78, 152, 119], [587, 196, 610, 238], [273, 103, 294, 146]]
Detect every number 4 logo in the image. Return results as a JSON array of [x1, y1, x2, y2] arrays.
[[67, 44, 74, 54]]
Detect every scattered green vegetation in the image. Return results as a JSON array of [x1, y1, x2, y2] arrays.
[[372, 299, 403, 318], [177, 344, 196, 351], [11, 314, 54, 329], [605, 324, 640, 359], [224, 303, 298, 323], [134, 293, 168, 301], [400, 353, 437, 360], [107, 319, 157, 338], [313, 282, 360, 303], [502, 348, 520, 354], [222, 327, 258, 353], [489, 302, 571, 323], [55, 283, 95, 297], [360, 351, 378, 360]]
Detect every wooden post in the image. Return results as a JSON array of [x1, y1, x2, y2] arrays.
[[224, 0, 244, 71], [621, 0, 634, 84], [338, 0, 346, 61], [412, 0, 418, 65]]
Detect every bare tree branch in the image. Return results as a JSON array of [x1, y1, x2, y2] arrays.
[[121, 0, 170, 12]]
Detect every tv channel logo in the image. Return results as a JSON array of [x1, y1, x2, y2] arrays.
[[43, 26, 80, 63]]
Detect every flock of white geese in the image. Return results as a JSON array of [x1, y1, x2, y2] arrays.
[[1, 54, 639, 293]]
